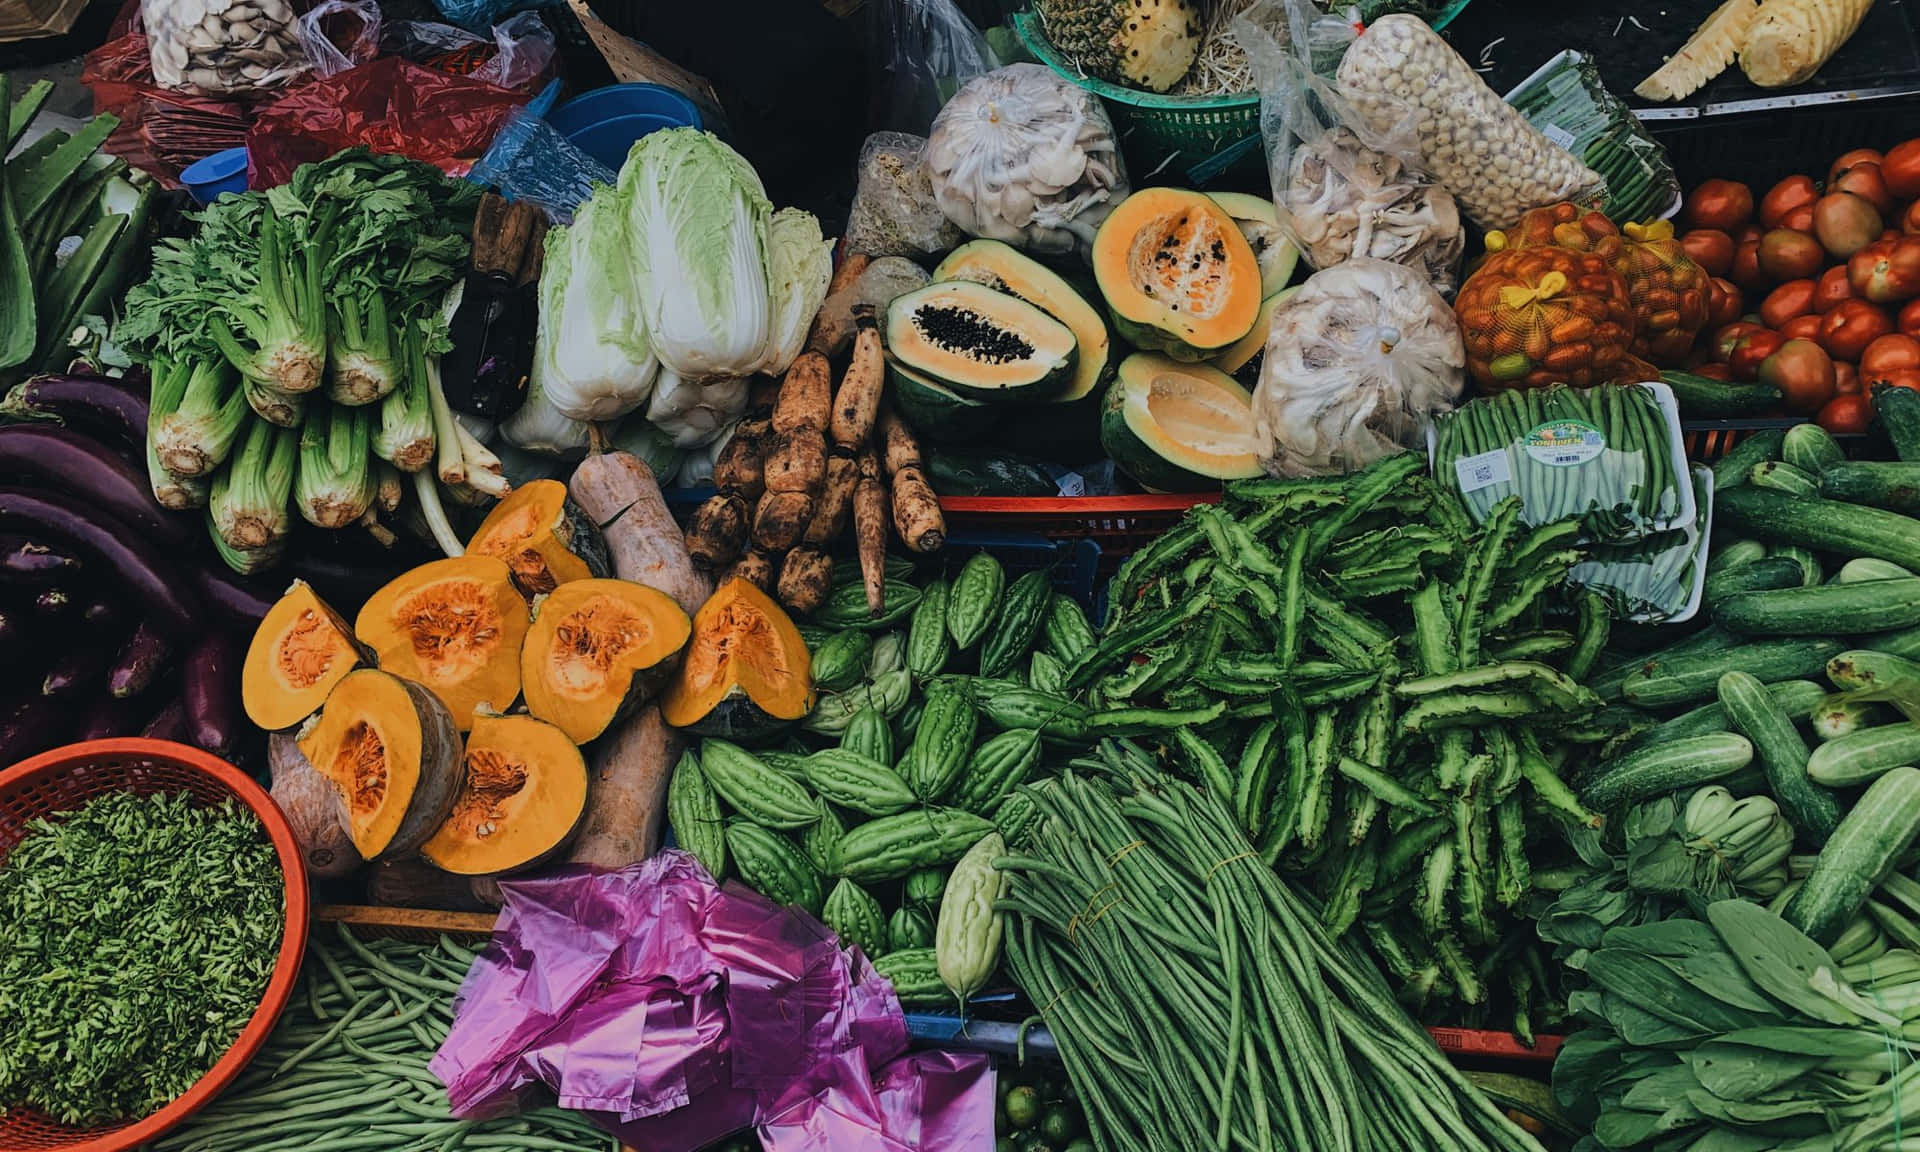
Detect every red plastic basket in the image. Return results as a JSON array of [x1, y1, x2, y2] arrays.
[[0, 739, 311, 1152], [940, 495, 1218, 579]]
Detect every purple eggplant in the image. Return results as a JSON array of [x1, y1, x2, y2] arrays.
[[0, 374, 148, 454], [141, 697, 187, 743], [0, 696, 67, 764], [0, 488, 197, 635], [109, 619, 171, 698], [0, 533, 81, 586], [0, 425, 188, 547], [43, 643, 110, 699], [192, 565, 275, 630], [79, 693, 152, 740], [183, 633, 239, 755]]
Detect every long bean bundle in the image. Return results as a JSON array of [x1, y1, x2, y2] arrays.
[[997, 741, 1546, 1152], [152, 924, 614, 1152]]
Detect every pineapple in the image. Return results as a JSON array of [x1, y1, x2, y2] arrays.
[[1038, 0, 1203, 94]]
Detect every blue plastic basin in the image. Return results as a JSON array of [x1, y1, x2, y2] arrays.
[[548, 84, 702, 171], [180, 147, 249, 205]]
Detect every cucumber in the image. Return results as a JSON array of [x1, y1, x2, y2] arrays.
[[1628, 679, 1827, 751], [1770, 545, 1824, 586], [1660, 370, 1782, 418], [1783, 766, 1920, 946], [1712, 428, 1786, 492], [1876, 383, 1920, 463], [1839, 558, 1917, 583], [1581, 732, 1755, 810], [1826, 649, 1920, 691], [1749, 461, 1820, 497], [1782, 423, 1845, 475], [1819, 462, 1920, 515], [1808, 723, 1920, 787], [1715, 578, 1920, 636], [1717, 671, 1841, 844], [1622, 638, 1846, 708], [1718, 487, 1920, 572], [1704, 555, 1805, 608], [1705, 539, 1768, 579]]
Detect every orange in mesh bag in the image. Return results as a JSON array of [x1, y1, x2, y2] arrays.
[[1456, 244, 1637, 391], [1485, 204, 1709, 366]]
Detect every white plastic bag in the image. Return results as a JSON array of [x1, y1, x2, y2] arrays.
[[1253, 258, 1464, 477], [145, 0, 307, 93], [871, 0, 1001, 134]]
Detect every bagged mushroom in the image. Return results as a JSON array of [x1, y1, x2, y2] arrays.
[[1232, 0, 1464, 292], [1252, 258, 1465, 477], [144, 0, 309, 93], [925, 63, 1129, 259]]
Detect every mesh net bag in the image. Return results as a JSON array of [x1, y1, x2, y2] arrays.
[[1455, 243, 1636, 391]]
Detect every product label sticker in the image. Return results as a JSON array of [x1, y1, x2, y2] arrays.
[[1056, 472, 1086, 497], [1541, 123, 1577, 149], [1524, 419, 1606, 466], [1454, 449, 1512, 494]]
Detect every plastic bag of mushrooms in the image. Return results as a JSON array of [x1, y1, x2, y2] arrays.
[[143, 0, 307, 93]]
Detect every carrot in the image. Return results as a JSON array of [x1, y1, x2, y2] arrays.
[[566, 705, 683, 870], [855, 446, 890, 615], [804, 453, 860, 546], [777, 546, 834, 615], [807, 251, 872, 355], [569, 450, 711, 617], [831, 313, 885, 450]]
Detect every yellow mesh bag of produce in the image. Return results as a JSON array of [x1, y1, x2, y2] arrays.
[[1455, 244, 1637, 391]]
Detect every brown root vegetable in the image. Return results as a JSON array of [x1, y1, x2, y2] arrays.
[[831, 314, 886, 450], [877, 407, 924, 475], [269, 732, 363, 879], [807, 252, 872, 354], [772, 351, 834, 436], [566, 706, 683, 870], [892, 465, 946, 554], [728, 550, 777, 593], [569, 450, 711, 618], [804, 453, 860, 547], [687, 492, 752, 570], [712, 427, 769, 501], [367, 857, 493, 911], [777, 546, 835, 615], [855, 448, 890, 615], [762, 427, 828, 495], [752, 488, 814, 552]]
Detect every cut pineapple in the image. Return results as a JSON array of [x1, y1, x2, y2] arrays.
[[1740, 0, 1876, 88], [1634, 0, 1760, 101]]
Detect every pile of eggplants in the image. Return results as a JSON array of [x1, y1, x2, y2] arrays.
[[0, 371, 270, 763]]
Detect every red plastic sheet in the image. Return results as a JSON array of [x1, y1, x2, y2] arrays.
[[82, 30, 275, 186], [245, 56, 527, 188]]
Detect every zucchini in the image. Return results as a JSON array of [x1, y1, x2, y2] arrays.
[[1622, 638, 1846, 709], [1581, 732, 1754, 810], [1748, 461, 1819, 498], [1717, 671, 1841, 844], [1783, 766, 1920, 946], [1877, 383, 1920, 463], [1819, 462, 1920, 515], [1718, 487, 1920, 573], [1706, 539, 1768, 579], [1825, 649, 1920, 691], [1782, 423, 1845, 475], [1807, 723, 1920, 787], [1715, 578, 1920, 636], [1772, 545, 1824, 587], [1839, 558, 1917, 583], [1703, 555, 1805, 608], [1660, 370, 1782, 418], [1712, 428, 1786, 492]]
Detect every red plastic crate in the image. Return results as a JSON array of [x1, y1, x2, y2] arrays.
[[940, 494, 1218, 578], [1428, 1026, 1562, 1064]]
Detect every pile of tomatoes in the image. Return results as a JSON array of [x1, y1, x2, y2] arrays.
[[1675, 138, 1920, 434]]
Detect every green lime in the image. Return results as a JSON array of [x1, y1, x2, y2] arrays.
[[1005, 1084, 1042, 1129], [1039, 1103, 1079, 1146]]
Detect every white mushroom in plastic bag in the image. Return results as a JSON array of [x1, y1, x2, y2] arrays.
[[925, 63, 1128, 258], [1284, 128, 1465, 294], [1253, 258, 1464, 477]]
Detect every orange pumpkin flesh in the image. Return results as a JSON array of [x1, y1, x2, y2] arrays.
[[522, 579, 692, 744], [354, 556, 529, 731], [466, 479, 609, 598], [243, 580, 364, 731], [420, 713, 588, 876], [296, 668, 465, 860], [661, 577, 815, 739]]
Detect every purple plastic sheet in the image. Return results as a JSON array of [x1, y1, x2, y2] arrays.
[[430, 851, 994, 1151]]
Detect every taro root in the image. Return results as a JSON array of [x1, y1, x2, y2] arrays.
[[296, 668, 465, 860], [242, 579, 366, 731], [521, 578, 691, 743], [354, 556, 530, 731], [419, 714, 588, 876], [466, 479, 610, 599], [268, 731, 363, 878], [661, 576, 815, 740]]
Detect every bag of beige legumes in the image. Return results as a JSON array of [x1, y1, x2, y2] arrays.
[[143, 0, 308, 94]]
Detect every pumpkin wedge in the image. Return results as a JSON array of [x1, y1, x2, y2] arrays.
[[355, 556, 529, 730], [522, 578, 692, 743], [297, 668, 465, 860], [466, 479, 610, 598], [243, 580, 366, 731], [662, 577, 815, 739], [419, 713, 589, 876]]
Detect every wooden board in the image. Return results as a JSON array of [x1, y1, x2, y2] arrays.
[[316, 903, 499, 941]]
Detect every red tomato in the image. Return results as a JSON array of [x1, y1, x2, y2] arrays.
[[1884, 139, 1920, 200], [1760, 175, 1819, 229], [1906, 200, 1920, 235], [1815, 266, 1856, 312], [1687, 179, 1757, 232], [1781, 314, 1825, 341], [1679, 229, 1736, 278], [1761, 279, 1819, 329], [1692, 361, 1735, 381], [1902, 296, 1920, 337], [1760, 339, 1837, 412], [1715, 321, 1764, 363], [1862, 333, 1920, 383], [1783, 203, 1818, 233], [1850, 237, 1920, 304], [1831, 149, 1886, 184], [1733, 330, 1787, 380], [1813, 192, 1886, 259], [1883, 367, 1920, 392], [1819, 299, 1896, 361], [1732, 236, 1767, 293], [1759, 229, 1828, 282], [1835, 163, 1896, 217], [1835, 360, 1862, 395], [1818, 393, 1875, 434], [1708, 278, 1745, 329]]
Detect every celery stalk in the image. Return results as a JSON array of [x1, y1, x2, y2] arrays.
[[413, 468, 464, 558], [242, 375, 306, 428], [295, 401, 375, 529], [373, 461, 404, 512], [156, 361, 249, 477], [326, 285, 397, 405], [211, 417, 296, 551], [373, 331, 435, 472], [206, 507, 284, 575], [144, 360, 207, 510]]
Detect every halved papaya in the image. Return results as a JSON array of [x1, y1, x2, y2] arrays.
[[1100, 353, 1264, 492], [522, 578, 692, 743], [1094, 188, 1263, 361], [883, 280, 1077, 402], [661, 576, 815, 739], [466, 479, 610, 598], [933, 240, 1113, 405], [1207, 192, 1301, 298], [243, 579, 366, 731], [355, 556, 529, 730], [419, 713, 589, 876], [296, 668, 465, 860]]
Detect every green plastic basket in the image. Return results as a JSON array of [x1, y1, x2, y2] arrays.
[[1011, 2, 1475, 187]]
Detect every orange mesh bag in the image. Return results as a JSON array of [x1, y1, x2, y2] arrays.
[[1455, 245, 1637, 391]]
